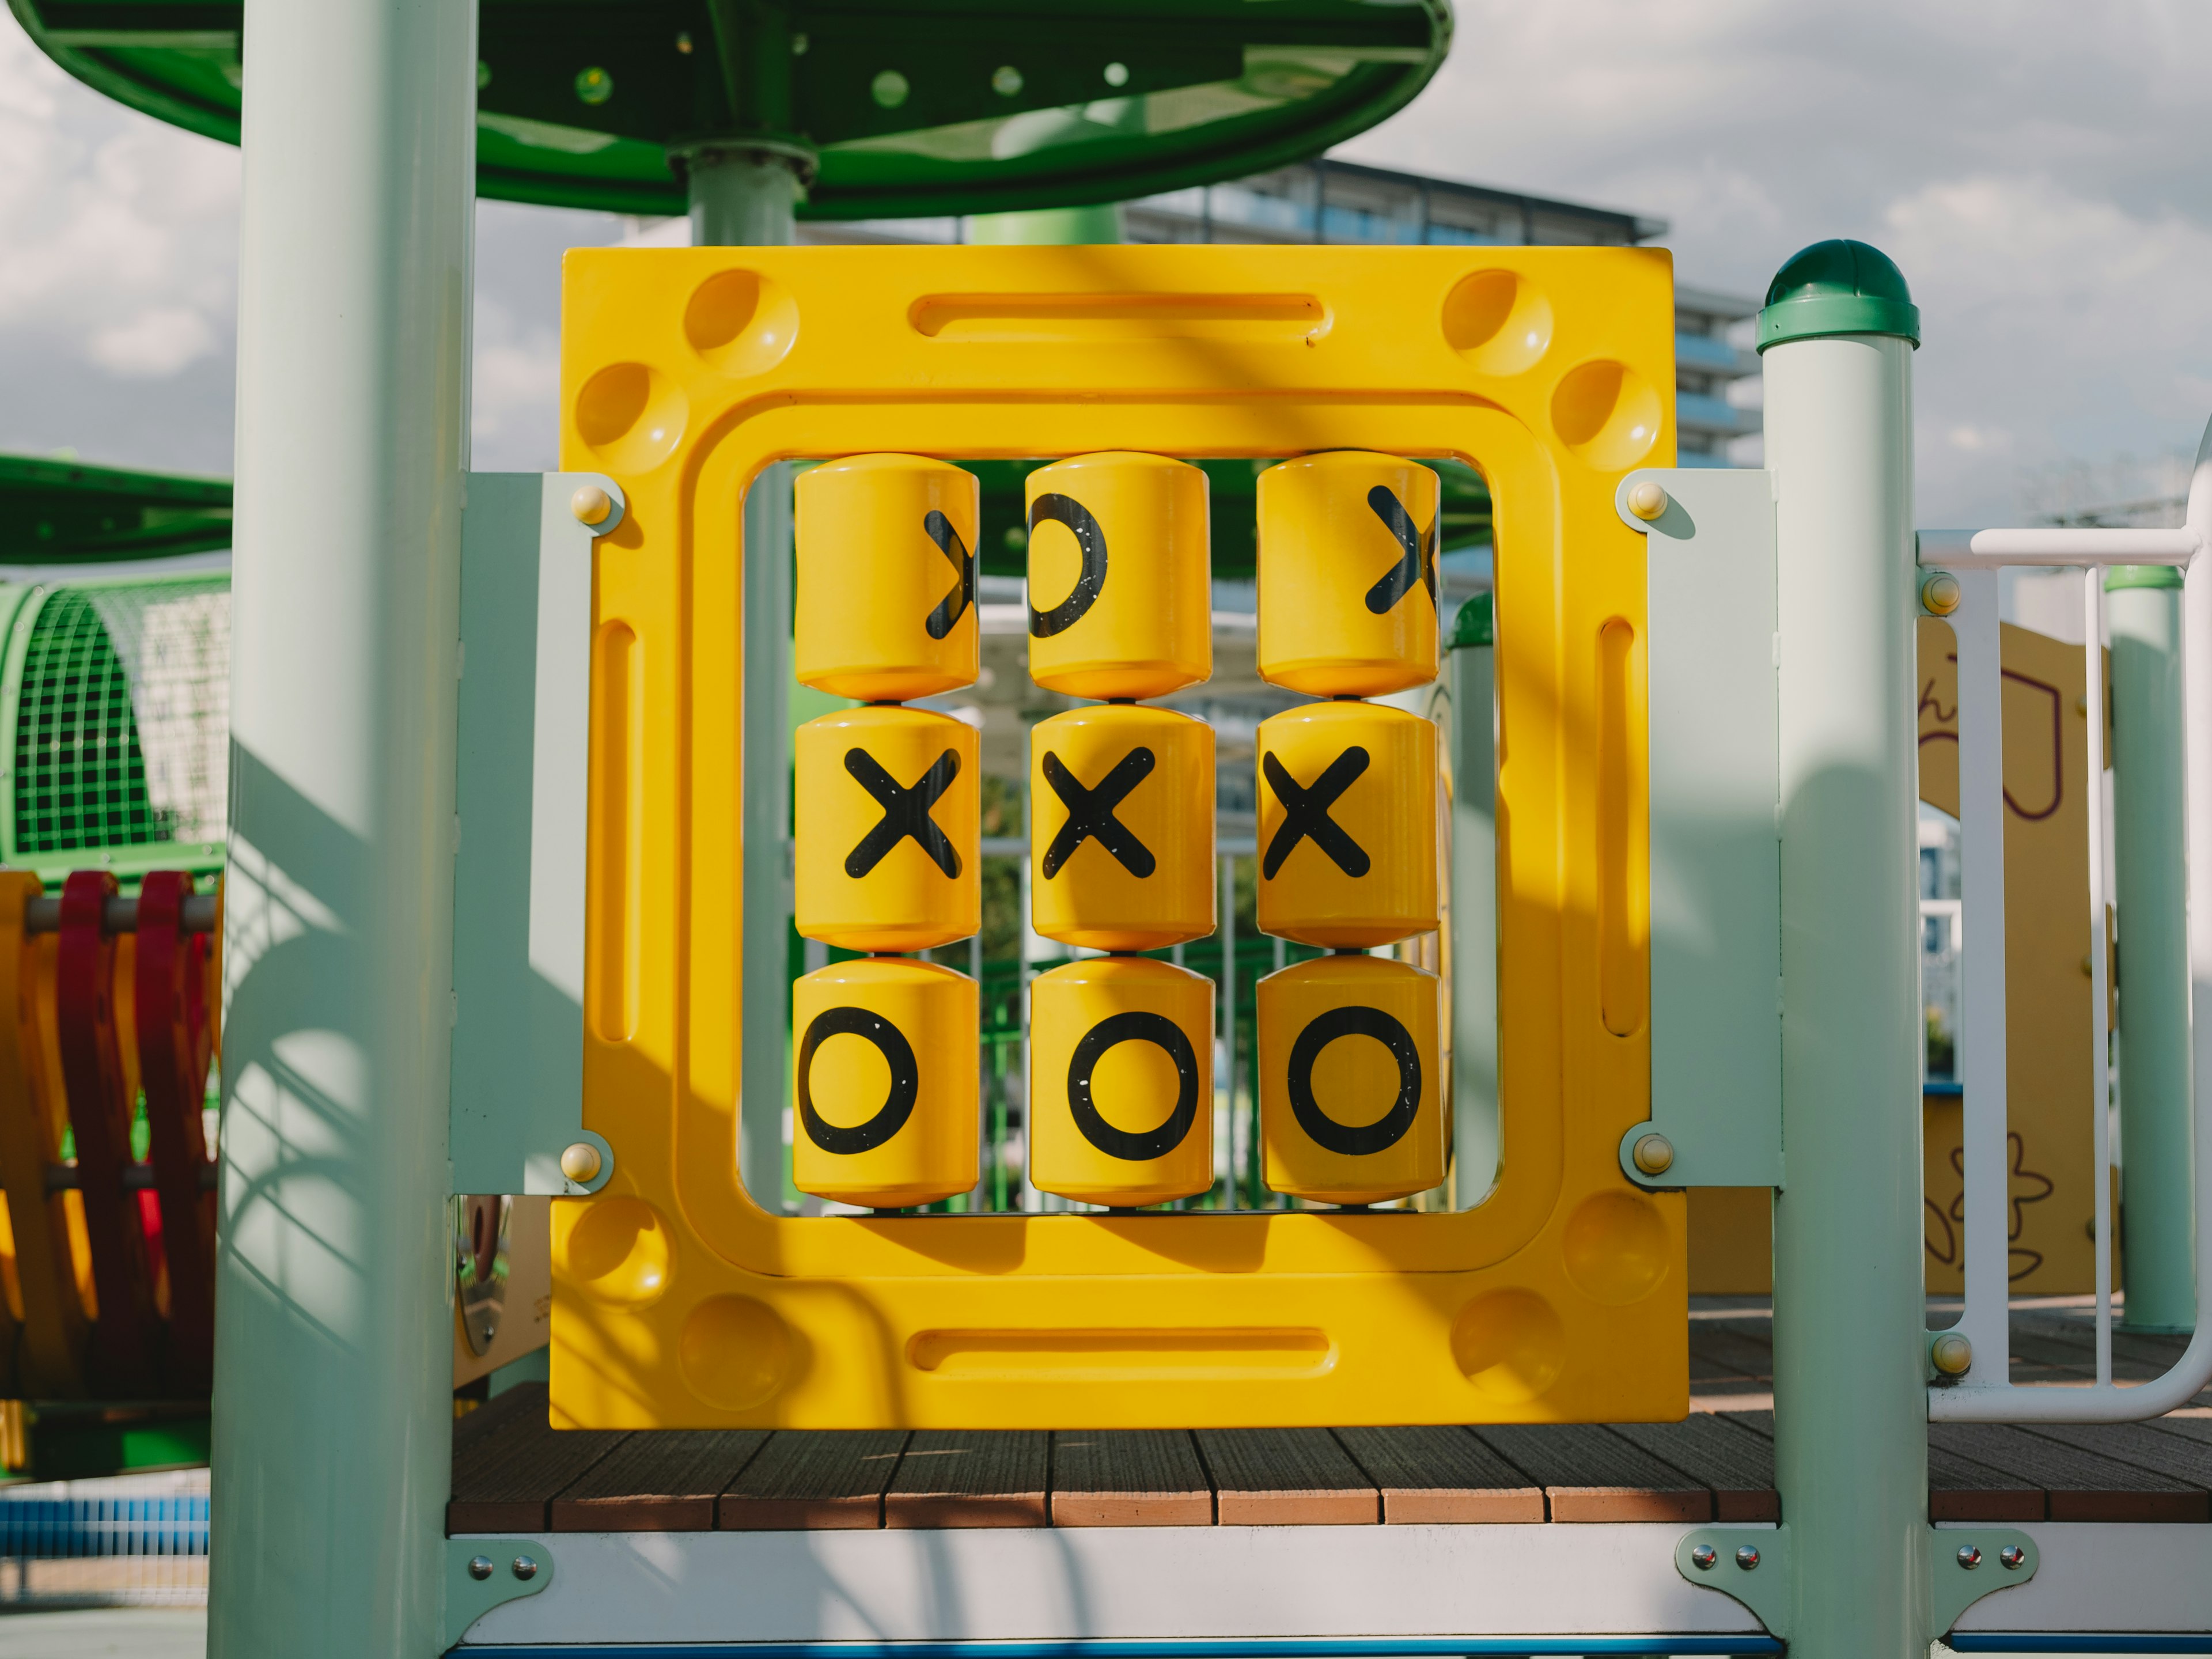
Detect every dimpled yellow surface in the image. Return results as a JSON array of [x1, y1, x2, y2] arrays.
[[553, 245, 1684, 1428]]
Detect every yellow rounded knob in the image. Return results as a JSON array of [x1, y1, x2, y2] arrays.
[[1930, 1331, 1973, 1376], [1921, 571, 1962, 616], [559, 1142, 603, 1184], [1625, 480, 1668, 521], [1631, 1132, 1675, 1176], [570, 484, 613, 528]]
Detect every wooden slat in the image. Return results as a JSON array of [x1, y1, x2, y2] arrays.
[[886, 1431, 1049, 1529], [1195, 1429, 1377, 1525], [1473, 1425, 1709, 1523], [719, 1431, 908, 1531], [450, 1414, 628, 1534], [1607, 1416, 1778, 1521], [1927, 1443, 2046, 1521], [454, 1382, 552, 1459], [1687, 1323, 1775, 1384], [2024, 1421, 2212, 1495], [550, 1430, 769, 1532], [1330, 1426, 1542, 1523], [1050, 1431, 1211, 1527], [1929, 1423, 2207, 1522]]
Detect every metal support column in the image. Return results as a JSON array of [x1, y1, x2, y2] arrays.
[[1760, 241, 1928, 1656], [2108, 565, 2196, 1331], [208, 0, 478, 1653], [684, 149, 804, 1212], [1448, 599, 1499, 1209]]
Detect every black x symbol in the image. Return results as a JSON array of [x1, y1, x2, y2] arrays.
[[922, 509, 974, 641], [1363, 485, 1437, 615], [844, 748, 962, 878], [1262, 747, 1370, 879], [1040, 748, 1156, 879]]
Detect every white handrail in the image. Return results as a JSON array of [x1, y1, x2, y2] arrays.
[[1925, 414, 2212, 1422]]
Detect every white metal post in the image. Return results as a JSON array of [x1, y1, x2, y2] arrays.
[[209, 0, 476, 1653]]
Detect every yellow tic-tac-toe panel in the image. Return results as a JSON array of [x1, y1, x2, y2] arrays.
[[554, 245, 1684, 1428]]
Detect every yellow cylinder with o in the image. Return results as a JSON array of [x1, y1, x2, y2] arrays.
[[1257, 953, 1444, 1206], [791, 957, 979, 1209], [1255, 700, 1436, 948], [1029, 704, 1214, 953], [795, 704, 979, 952], [1029, 957, 1214, 1207], [1257, 452, 1441, 696], [794, 454, 980, 702], [1025, 452, 1211, 700]]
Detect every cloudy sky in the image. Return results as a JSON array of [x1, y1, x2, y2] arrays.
[[2, 1, 2208, 523]]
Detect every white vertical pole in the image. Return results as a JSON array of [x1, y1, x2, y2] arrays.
[[210, 0, 475, 1653], [2082, 571, 2115, 1382], [1221, 851, 1237, 1210]]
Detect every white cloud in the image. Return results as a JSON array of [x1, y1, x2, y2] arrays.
[[88, 305, 217, 377]]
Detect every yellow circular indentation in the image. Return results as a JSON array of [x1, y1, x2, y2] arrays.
[[1440, 270, 1554, 376], [1562, 1191, 1671, 1306], [574, 362, 687, 472], [679, 1294, 794, 1410], [562, 1196, 671, 1307], [683, 270, 799, 376], [1450, 1289, 1566, 1404], [1550, 359, 1662, 470], [558, 1141, 603, 1183]]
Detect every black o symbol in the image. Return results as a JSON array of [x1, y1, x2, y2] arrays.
[[797, 1006, 919, 1155], [1286, 1005, 1421, 1157], [1027, 492, 1108, 638], [1066, 1011, 1199, 1162]]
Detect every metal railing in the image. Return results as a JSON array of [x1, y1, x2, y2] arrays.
[[1920, 416, 2212, 1422]]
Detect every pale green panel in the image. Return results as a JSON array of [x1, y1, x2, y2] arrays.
[[450, 472, 617, 1197], [1628, 466, 1784, 1188], [1446, 639, 1499, 1206]]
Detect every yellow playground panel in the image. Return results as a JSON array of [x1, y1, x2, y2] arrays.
[[552, 245, 1685, 1429]]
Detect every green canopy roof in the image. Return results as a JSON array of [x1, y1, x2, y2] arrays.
[[13, 1, 1451, 219], [0, 453, 231, 564]]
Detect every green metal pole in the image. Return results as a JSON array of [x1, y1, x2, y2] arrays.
[[2108, 566, 2196, 1332], [1759, 241, 1929, 1656], [208, 0, 476, 1654], [685, 150, 804, 1211]]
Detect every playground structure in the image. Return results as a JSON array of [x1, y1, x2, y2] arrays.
[[10, 1, 2212, 1656]]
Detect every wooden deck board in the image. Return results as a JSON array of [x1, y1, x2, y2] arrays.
[[719, 1430, 909, 1531], [1474, 1425, 1709, 1523], [1330, 1426, 1543, 1524], [1050, 1431, 1211, 1528], [887, 1431, 1050, 1529], [1195, 1428, 1378, 1525], [449, 1396, 628, 1534], [2021, 1422, 2212, 1494], [1606, 1416, 1778, 1521], [1929, 1423, 2209, 1522], [548, 1430, 768, 1532]]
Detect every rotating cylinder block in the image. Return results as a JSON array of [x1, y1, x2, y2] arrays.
[[1029, 704, 1214, 953], [791, 957, 979, 1209], [795, 453, 980, 702], [1028, 957, 1215, 1208], [1257, 452, 1441, 696], [796, 704, 979, 953], [1255, 700, 1437, 948], [1257, 954, 1444, 1206], [1024, 453, 1211, 700]]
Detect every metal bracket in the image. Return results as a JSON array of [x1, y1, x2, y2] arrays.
[[1617, 467, 1784, 1190], [449, 472, 623, 1197], [1931, 1527, 2038, 1635], [445, 1536, 555, 1648], [1675, 1524, 1789, 1638]]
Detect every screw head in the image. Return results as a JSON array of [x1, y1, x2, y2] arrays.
[[991, 64, 1024, 96], [1690, 1543, 1717, 1570], [1922, 571, 1963, 616], [1999, 1544, 2026, 1570], [1734, 1544, 1760, 1570], [512, 1555, 539, 1582], [1930, 1332, 1973, 1376], [1626, 480, 1668, 521], [467, 1555, 494, 1582], [1957, 1544, 1982, 1569], [570, 485, 613, 528], [574, 66, 613, 105], [559, 1142, 604, 1184], [1631, 1132, 1675, 1176]]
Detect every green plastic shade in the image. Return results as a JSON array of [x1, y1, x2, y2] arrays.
[[12, 0, 1452, 219], [1757, 238, 1920, 353], [0, 453, 230, 564]]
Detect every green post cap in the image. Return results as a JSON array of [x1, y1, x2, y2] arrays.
[[2105, 564, 2186, 592], [1450, 592, 1493, 649], [1757, 240, 1920, 353]]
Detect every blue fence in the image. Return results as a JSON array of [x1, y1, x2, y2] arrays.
[[0, 1494, 207, 1558]]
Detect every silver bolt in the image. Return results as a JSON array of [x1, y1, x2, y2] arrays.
[[1690, 1543, 1717, 1570], [1734, 1544, 1760, 1570], [467, 1555, 493, 1581], [512, 1555, 538, 1582], [1957, 1544, 1982, 1569], [1999, 1544, 2026, 1570]]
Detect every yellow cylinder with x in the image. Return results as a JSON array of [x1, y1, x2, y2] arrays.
[[796, 704, 980, 952], [1257, 452, 1441, 697], [1254, 699, 1437, 948], [1029, 704, 1214, 953], [794, 453, 980, 702]]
